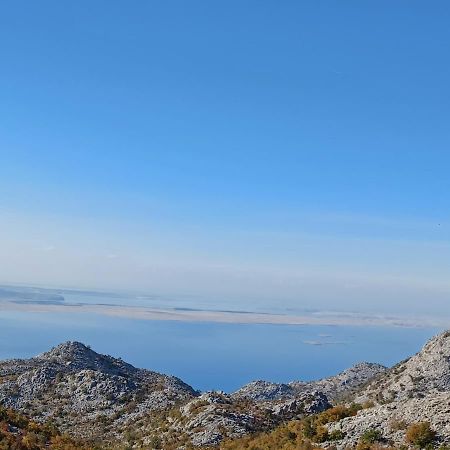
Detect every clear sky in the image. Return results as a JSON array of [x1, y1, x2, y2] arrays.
[[1, 2, 449, 314]]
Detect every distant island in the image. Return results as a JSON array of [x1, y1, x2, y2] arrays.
[[0, 284, 448, 329]]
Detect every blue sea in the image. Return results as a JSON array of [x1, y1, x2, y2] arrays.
[[0, 306, 440, 392]]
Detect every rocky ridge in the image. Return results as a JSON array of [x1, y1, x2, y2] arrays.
[[0, 341, 197, 443], [0, 342, 336, 448], [168, 390, 331, 447], [233, 362, 387, 402], [3, 332, 450, 449], [325, 331, 450, 448]]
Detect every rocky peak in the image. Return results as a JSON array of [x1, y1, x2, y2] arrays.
[[418, 330, 450, 364], [325, 331, 450, 448], [0, 341, 197, 444], [298, 361, 387, 398], [35, 341, 135, 375], [233, 380, 295, 401], [357, 330, 450, 403], [38, 341, 95, 361], [291, 361, 386, 387], [341, 361, 387, 376], [234, 362, 387, 403]]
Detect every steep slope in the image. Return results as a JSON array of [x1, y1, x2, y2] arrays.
[[356, 330, 450, 403], [0, 342, 331, 448], [4, 333, 450, 449], [0, 341, 197, 443], [233, 362, 387, 403], [326, 330, 450, 447], [156, 390, 330, 447], [0, 403, 90, 449]]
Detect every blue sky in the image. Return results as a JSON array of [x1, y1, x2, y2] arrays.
[[1, 2, 449, 314]]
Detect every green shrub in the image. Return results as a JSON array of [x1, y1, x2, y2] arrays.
[[360, 428, 383, 444], [328, 429, 345, 441], [405, 422, 436, 448]]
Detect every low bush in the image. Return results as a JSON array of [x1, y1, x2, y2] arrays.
[[405, 422, 436, 448], [360, 428, 383, 444]]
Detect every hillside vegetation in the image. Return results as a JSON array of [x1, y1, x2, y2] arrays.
[[0, 404, 91, 450], [3, 331, 450, 449]]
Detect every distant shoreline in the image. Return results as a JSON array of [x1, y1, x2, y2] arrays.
[[0, 299, 448, 329]]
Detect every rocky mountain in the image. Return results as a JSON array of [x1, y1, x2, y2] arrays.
[[357, 330, 450, 403], [0, 341, 197, 444], [3, 332, 450, 449], [0, 342, 333, 448], [233, 362, 387, 403], [325, 330, 450, 448], [0, 402, 89, 450], [159, 390, 331, 447]]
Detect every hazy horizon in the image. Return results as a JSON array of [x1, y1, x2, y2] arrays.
[[1, 2, 449, 317]]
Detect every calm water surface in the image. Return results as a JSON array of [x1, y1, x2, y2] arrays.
[[0, 309, 440, 392]]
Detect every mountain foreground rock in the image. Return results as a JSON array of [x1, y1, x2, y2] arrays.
[[2, 331, 450, 449], [0, 342, 332, 447], [0, 341, 197, 444], [325, 330, 450, 448], [233, 361, 387, 403]]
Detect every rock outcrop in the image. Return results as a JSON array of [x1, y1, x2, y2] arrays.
[[326, 331, 450, 448], [159, 390, 331, 447], [0, 341, 197, 442], [234, 362, 387, 403], [4, 332, 450, 449], [0, 342, 332, 447]]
